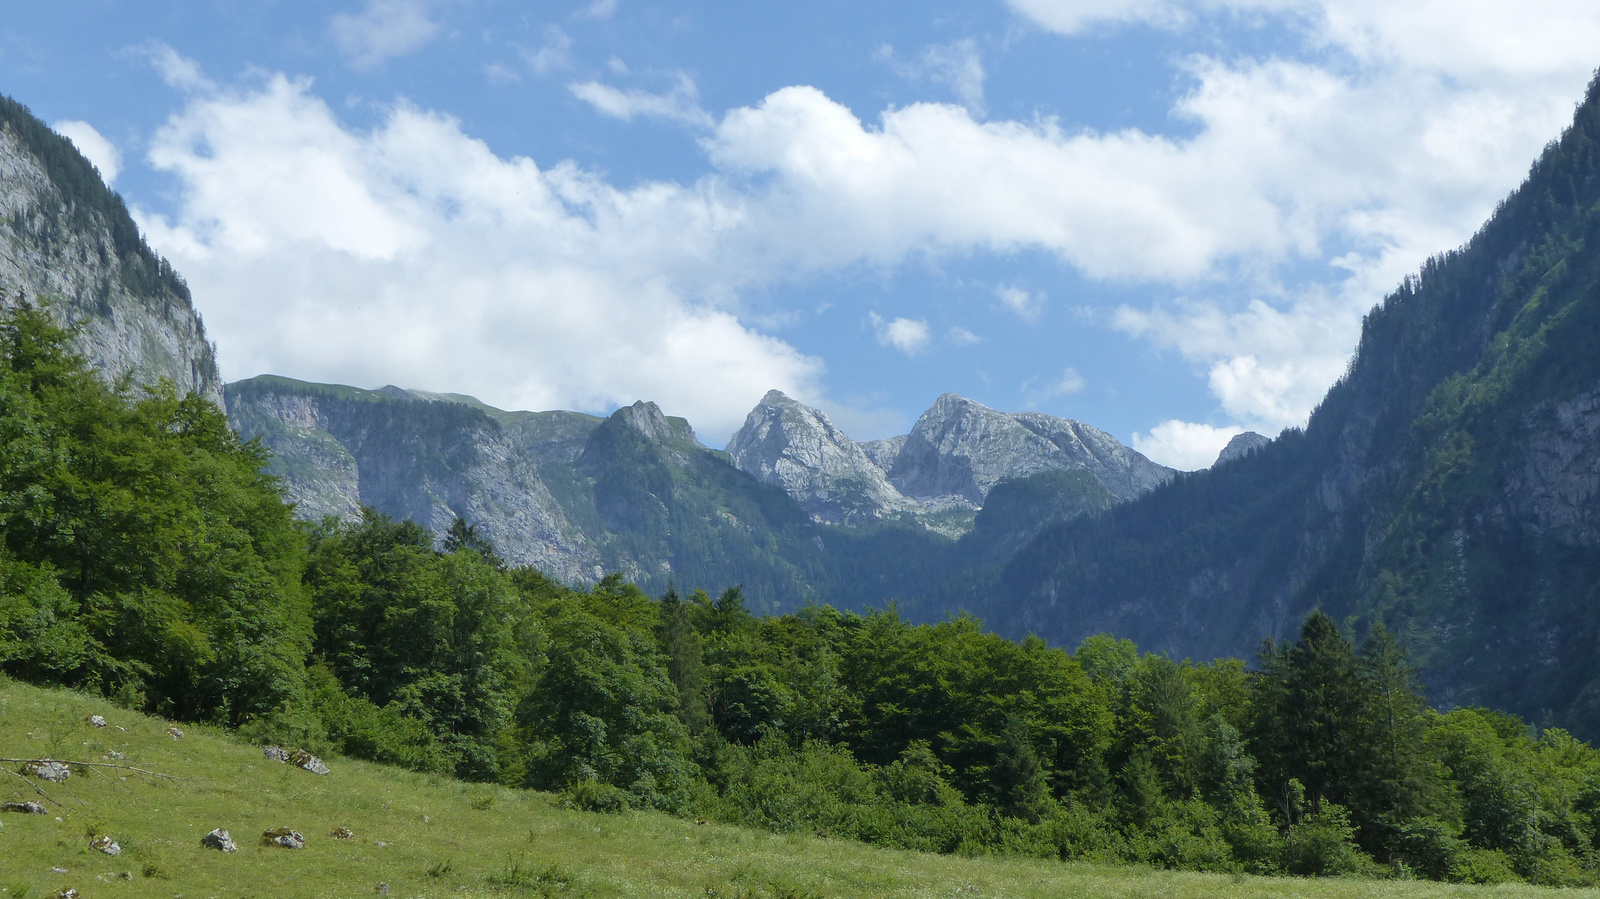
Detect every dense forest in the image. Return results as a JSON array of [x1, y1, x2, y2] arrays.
[[5, 304, 1600, 886]]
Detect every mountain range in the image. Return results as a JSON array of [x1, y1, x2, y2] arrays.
[[9, 73, 1600, 737], [223, 375, 1160, 609]]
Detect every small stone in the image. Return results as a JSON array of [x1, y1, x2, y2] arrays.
[[420, 815, 430, 824], [330, 826, 355, 840], [374, 840, 389, 848], [55, 888, 77, 899], [24, 760, 70, 782], [84, 715, 107, 728], [2, 800, 47, 814], [261, 827, 306, 849], [263, 745, 290, 763], [48, 867, 68, 874], [166, 726, 184, 741], [375, 883, 390, 895], [103, 750, 126, 760], [90, 835, 121, 856], [291, 749, 329, 775], [200, 828, 238, 852]]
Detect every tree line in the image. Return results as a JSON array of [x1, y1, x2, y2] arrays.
[[1, 303, 1598, 885]]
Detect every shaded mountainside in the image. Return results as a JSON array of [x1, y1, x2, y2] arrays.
[[989, 71, 1600, 737], [0, 94, 219, 402]]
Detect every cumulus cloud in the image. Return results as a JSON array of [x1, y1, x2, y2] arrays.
[[53, 120, 121, 183], [869, 313, 931, 355], [948, 326, 983, 345], [331, 0, 441, 70], [1133, 419, 1243, 470], [136, 73, 822, 440], [134, 0, 1600, 442], [878, 39, 987, 114], [568, 74, 714, 128], [994, 0, 1600, 429]]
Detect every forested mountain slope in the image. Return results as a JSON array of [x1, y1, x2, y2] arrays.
[[988, 72, 1600, 736], [0, 94, 219, 402]]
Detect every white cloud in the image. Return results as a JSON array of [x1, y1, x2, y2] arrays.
[[992, 0, 1600, 430], [577, 0, 618, 19], [331, 0, 441, 70], [869, 312, 931, 355], [948, 326, 983, 345], [1050, 367, 1086, 395], [136, 42, 213, 93], [134, 4, 1600, 442], [568, 74, 714, 128], [1113, 293, 1358, 431], [521, 25, 573, 76], [136, 73, 822, 441], [994, 284, 1044, 322], [1006, 0, 1192, 34], [878, 39, 987, 115], [1133, 419, 1242, 470], [53, 120, 121, 183]]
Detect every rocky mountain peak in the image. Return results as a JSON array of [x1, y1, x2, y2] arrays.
[[616, 400, 669, 438], [1215, 431, 1270, 466], [726, 390, 912, 525], [887, 394, 1174, 504]]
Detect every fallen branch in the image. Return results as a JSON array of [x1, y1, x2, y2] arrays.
[[2, 766, 59, 806], [1, 757, 190, 782]]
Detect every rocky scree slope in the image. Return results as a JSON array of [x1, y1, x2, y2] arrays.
[[0, 94, 219, 402], [990, 71, 1600, 738]]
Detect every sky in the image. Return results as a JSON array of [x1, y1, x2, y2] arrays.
[[3, 2, 1598, 469]]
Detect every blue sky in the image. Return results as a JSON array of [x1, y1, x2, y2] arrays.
[[4, 1, 1598, 467]]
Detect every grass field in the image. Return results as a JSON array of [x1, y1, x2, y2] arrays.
[[2, 678, 1596, 899]]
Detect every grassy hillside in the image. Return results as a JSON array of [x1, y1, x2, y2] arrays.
[[0, 678, 1591, 899]]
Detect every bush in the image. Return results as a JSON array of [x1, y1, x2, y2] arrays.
[[1284, 800, 1379, 877], [562, 779, 634, 814], [1452, 848, 1522, 884]]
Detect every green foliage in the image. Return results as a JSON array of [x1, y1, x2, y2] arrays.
[[515, 604, 697, 811], [304, 510, 522, 781], [0, 302, 307, 723]]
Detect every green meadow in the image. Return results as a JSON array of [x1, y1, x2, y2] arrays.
[[2, 678, 1593, 899]]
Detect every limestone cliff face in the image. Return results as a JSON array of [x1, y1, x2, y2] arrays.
[[225, 377, 605, 586], [886, 394, 1174, 505], [725, 390, 915, 525], [0, 97, 220, 403]]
